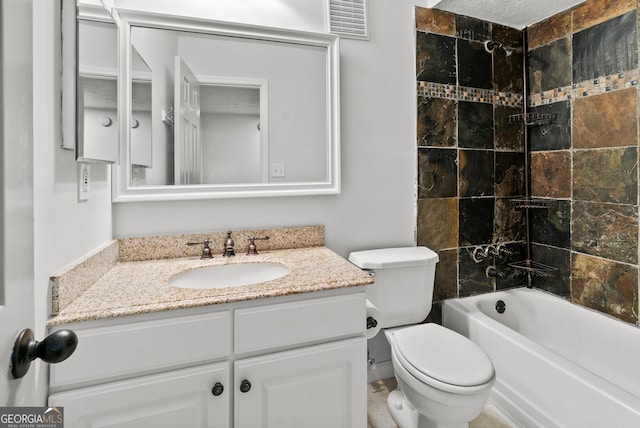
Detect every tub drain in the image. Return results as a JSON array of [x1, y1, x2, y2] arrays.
[[495, 300, 506, 314]]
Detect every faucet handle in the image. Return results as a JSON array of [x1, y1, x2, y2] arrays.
[[246, 236, 269, 255], [187, 239, 214, 259], [495, 244, 513, 257]]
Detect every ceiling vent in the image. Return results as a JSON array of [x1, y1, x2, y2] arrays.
[[328, 0, 369, 40]]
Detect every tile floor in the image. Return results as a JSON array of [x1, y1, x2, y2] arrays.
[[367, 378, 516, 428]]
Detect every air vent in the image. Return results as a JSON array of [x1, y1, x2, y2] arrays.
[[328, 0, 369, 40]]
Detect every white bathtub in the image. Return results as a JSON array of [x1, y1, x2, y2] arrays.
[[442, 287, 640, 427]]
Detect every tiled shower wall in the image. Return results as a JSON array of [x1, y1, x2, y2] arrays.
[[527, 0, 639, 324], [415, 8, 528, 323], [416, 0, 640, 326]]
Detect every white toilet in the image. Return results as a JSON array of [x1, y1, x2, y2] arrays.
[[349, 247, 495, 428]]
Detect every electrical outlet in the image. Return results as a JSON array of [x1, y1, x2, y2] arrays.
[[78, 163, 90, 202], [271, 163, 285, 177]]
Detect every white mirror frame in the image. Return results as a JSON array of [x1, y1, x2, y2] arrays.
[[112, 9, 340, 202]]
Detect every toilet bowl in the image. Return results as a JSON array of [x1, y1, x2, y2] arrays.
[[385, 324, 495, 428], [348, 247, 496, 428]]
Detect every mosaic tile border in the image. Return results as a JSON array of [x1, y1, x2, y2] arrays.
[[418, 68, 640, 108], [529, 68, 640, 106], [417, 81, 523, 107]]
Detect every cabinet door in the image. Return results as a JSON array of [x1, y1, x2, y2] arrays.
[[49, 363, 230, 428], [235, 337, 366, 428]]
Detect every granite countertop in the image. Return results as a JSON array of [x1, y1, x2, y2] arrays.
[[49, 246, 373, 326]]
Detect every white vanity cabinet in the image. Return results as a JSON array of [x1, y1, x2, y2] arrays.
[[48, 290, 367, 428]]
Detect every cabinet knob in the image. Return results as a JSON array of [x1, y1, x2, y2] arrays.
[[211, 382, 224, 396], [240, 379, 252, 393]]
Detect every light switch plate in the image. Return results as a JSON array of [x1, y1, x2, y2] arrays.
[[78, 162, 90, 202]]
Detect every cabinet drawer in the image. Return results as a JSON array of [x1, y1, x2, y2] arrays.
[[234, 293, 365, 354], [50, 311, 231, 391]]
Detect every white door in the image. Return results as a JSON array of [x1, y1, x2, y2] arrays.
[[174, 56, 202, 185], [235, 338, 367, 428], [0, 0, 37, 403]]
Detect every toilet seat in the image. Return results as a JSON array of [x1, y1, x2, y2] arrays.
[[391, 324, 494, 392]]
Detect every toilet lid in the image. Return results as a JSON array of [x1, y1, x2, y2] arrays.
[[393, 324, 494, 387]]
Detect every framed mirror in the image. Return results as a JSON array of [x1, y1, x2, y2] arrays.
[[113, 10, 340, 201]]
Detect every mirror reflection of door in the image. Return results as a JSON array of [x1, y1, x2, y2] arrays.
[[174, 56, 202, 185]]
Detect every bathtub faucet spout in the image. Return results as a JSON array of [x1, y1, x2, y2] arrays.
[[486, 266, 504, 279]]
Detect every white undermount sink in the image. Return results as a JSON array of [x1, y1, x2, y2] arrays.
[[169, 263, 290, 289]]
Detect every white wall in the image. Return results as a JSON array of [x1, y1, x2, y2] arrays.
[[113, 0, 416, 256], [202, 113, 261, 184], [112, 0, 422, 257], [33, 0, 113, 402]]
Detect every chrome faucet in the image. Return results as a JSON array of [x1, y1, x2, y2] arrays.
[[223, 231, 235, 257]]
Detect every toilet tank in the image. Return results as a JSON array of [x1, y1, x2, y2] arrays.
[[348, 247, 439, 328]]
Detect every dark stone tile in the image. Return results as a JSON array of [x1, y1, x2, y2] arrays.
[[455, 15, 491, 42], [492, 24, 522, 48], [418, 148, 457, 198], [573, 88, 638, 149], [573, 10, 638, 83], [416, 32, 456, 84], [528, 10, 571, 50], [433, 249, 458, 301], [495, 151, 525, 197], [459, 246, 494, 297], [417, 198, 458, 250], [494, 105, 523, 151], [528, 100, 571, 151], [530, 151, 571, 198], [528, 37, 571, 93], [459, 198, 494, 246], [417, 96, 456, 147], [572, 201, 638, 264], [457, 39, 493, 89], [458, 101, 494, 148], [530, 244, 571, 297], [573, 147, 638, 204], [494, 198, 526, 243], [492, 23, 524, 93], [415, 7, 455, 36], [572, 253, 638, 324], [459, 150, 494, 197], [493, 48, 524, 93], [530, 199, 571, 249]]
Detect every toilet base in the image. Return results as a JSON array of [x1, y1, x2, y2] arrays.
[[387, 388, 468, 428]]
